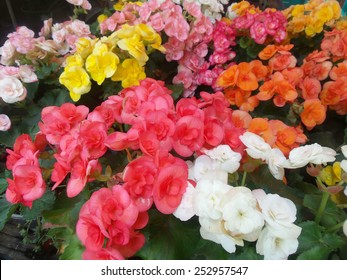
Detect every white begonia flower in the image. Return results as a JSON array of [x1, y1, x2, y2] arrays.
[[343, 220, 347, 237], [256, 225, 301, 260], [256, 192, 297, 228], [221, 187, 264, 237], [202, 145, 242, 174], [0, 76, 27, 103], [239, 132, 272, 161], [340, 145, 347, 173], [193, 155, 228, 183], [199, 217, 244, 254], [267, 148, 287, 180], [285, 143, 336, 169], [0, 114, 11, 131], [173, 182, 196, 221], [193, 179, 231, 220]]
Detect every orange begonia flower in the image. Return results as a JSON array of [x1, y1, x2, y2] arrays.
[[224, 88, 259, 112], [258, 45, 278, 60], [301, 60, 333, 81], [236, 62, 258, 91], [257, 72, 298, 107], [249, 60, 268, 81], [300, 99, 327, 130], [216, 64, 238, 88]]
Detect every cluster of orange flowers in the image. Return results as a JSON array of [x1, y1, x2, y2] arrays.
[[217, 17, 347, 153]]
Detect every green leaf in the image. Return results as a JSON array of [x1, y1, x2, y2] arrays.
[[138, 210, 201, 260], [297, 221, 323, 253], [42, 191, 87, 229], [0, 178, 8, 194], [297, 245, 331, 260], [21, 190, 56, 221], [167, 84, 184, 102], [0, 198, 17, 231], [25, 82, 39, 100], [59, 235, 84, 260], [239, 37, 251, 49], [297, 221, 344, 259]]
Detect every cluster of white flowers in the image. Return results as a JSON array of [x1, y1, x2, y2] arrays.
[[174, 144, 301, 259], [173, 0, 229, 22], [239, 132, 337, 181]]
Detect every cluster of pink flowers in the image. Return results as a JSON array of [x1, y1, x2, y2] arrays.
[[77, 185, 147, 260], [5, 134, 47, 207], [232, 9, 287, 44]]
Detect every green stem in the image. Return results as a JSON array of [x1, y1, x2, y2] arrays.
[[241, 171, 247, 186], [315, 191, 330, 224], [327, 221, 345, 233]]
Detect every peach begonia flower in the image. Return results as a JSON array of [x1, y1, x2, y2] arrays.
[[329, 60, 347, 80], [300, 76, 321, 100], [300, 99, 327, 130]]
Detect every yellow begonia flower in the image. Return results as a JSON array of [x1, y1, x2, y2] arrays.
[[85, 42, 120, 85], [111, 58, 146, 88], [76, 37, 97, 59], [319, 162, 342, 186], [291, 5, 305, 17], [65, 54, 84, 68], [97, 14, 108, 24], [117, 34, 148, 66], [315, 3, 334, 23], [135, 24, 165, 53], [59, 66, 91, 102]]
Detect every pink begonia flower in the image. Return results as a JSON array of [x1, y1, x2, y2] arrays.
[[65, 0, 91, 10], [0, 40, 16, 65], [76, 185, 146, 259], [123, 156, 157, 212], [0, 76, 27, 103], [0, 65, 19, 79], [0, 114, 11, 131], [39, 103, 89, 145], [82, 248, 124, 260], [6, 164, 46, 208], [39, 18, 53, 37], [6, 134, 36, 170], [19, 65, 38, 83], [153, 152, 188, 214], [7, 26, 36, 54]]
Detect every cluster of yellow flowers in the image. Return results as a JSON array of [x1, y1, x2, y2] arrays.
[[283, 0, 341, 37], [59, 23, 165, 101]]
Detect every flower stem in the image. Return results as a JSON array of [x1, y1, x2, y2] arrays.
[[327, 221, 345, 233], [241, 171, 247, 186], [315, 191, 330, 224]]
